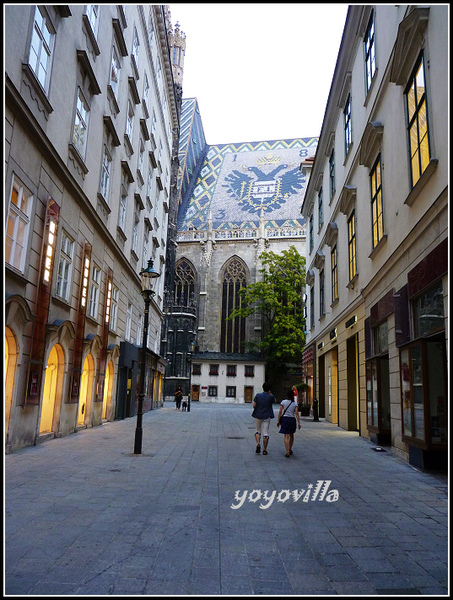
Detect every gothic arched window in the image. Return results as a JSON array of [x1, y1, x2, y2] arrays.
[[174, 259, 196, 307], [221, 257, 247, 353]]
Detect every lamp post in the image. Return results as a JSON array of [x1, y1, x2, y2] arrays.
[[134, 258, 160, 455]]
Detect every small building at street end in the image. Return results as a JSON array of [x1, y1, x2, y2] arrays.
[[300, 5, 448, 471]]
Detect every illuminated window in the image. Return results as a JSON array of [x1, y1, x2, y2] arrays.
[[405, 54, 431, 187], [348, 211, 357, 281], [370, 155, 384, 248]]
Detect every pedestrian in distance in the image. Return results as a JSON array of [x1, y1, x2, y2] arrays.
[[174, 386, 183, 410], [277, 388, 301, 457], [252, 382, 275, 455]]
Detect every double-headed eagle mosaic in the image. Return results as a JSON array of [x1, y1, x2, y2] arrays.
[[222, 160, 305, 215]]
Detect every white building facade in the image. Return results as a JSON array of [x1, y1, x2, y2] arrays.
[[301, 5, 448, 470], [5, 5, 179, 451]]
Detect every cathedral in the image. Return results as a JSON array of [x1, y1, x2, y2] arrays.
[[162, 98, 317, 403]]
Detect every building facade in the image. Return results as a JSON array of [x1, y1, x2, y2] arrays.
[[166, 117, 318, 403], [301, 5, 448, 469], [5, 5, 180, 451]]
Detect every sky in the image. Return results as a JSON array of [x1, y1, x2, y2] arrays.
[[167, 3, 349, 145]]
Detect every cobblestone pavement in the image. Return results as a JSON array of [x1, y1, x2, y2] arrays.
[[5, 403, 448, 596]]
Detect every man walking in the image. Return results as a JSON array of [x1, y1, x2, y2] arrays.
[[252, 382, 275, 455]]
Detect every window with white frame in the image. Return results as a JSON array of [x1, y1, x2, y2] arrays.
[[109, 45, 121, 98], [125, 303, 132, 340], [85, 5, 99, 38], [88, 264, 101, 319], [100, 145, 112, 202], [56, 231, 74, 301], [132, 201, 140, 254], [28, 6, 55, 92], [137, 136, 145, 177], [318, 187, 324, 230], [110, 285, 119, 331], [125, 99, 134, 140], [119, 171, 128, 231], [73, 88, 89, 157], [344, 93, 352, 156], [329, 149, 336, 199], [5, 176, 33, 273], [364, 10, 376, 93], [146, 161, 154, 200], [132, 26, 140, 65], [143, 73, 150, 116], [147, 11, 155, 48]]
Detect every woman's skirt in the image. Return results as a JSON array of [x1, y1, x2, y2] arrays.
[[279, 416, 297, 434]]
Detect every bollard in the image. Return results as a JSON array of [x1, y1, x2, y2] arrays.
[[313, 399, 319, 421]]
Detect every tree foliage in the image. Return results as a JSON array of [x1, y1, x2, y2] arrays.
[[227, 245, 306, 376]]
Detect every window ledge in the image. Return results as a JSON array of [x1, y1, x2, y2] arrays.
[[405, 159, 439, 207], [68, 143, 89, 176], [368, 234, 388, 259], [346, 273, 359, 290], [21, 63, 54, 116]]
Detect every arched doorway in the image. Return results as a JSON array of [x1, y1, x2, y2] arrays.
[[5, 327, 18, 443], [40, 344, 64, 434], [102, 360, 114, 419], [78, 354, 95, 426]]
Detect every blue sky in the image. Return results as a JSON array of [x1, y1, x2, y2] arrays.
[[168, 3, 349, 145]]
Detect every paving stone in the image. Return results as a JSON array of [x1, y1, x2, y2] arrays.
[[5, 404, 448, 596]]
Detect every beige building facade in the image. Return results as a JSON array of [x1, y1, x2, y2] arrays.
[[301, 5, 448, 469], [5, 5, 179, 452]]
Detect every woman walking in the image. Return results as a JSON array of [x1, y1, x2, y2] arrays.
[[277, 389, 301, 457]]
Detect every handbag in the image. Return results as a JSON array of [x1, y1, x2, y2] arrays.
[[278, 400, 294, 425]]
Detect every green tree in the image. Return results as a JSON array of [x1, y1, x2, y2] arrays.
[[227, 245, 306, 377]]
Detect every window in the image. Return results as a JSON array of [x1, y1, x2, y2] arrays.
[[318, 187, 323, 230], [220, 258, 247, 353], [56, 231, 74, 300], [319, 269, 325, 317], [125, 303, 132, 340], [310, 285, 315, 330], [244, 365, 255, 377], [125, 99, 134, 140], [88, 264, 101, 319], [405, 54, 431, 187], [329, 149, 336, 199], [192, 364, 201, 375], [174, 259, 196, 306], [109, 45, 121, 97], [119, 171, 128, 231], [226, 386, 236, 398], [136, 314, 143, 346], [5, 177, 33, 272], [413, 281, 444, 338], [132, 201, 140, 254], [364, 11, 376, 92], [370, 156, 384, 248], [137, 136, 145, 176], [331, 245, 338, 302], [73, 88, 89, 157], [28, 6, 55, 92], [85, 5, 99, 38], [110, 285, 119, 331], [347, 211, 357, 281], [143, 74, 150, 116], [209, 364, 219, 376], [227, 365, 237, 377], [208, 386, 217, 397], [344, 94, 352, 156], [132, 26, 140, 64], [309, 215, 314, 253], [100, 145, 112, 202]]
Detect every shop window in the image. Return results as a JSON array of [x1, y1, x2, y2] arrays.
[[400, 282, 447, 448], [366, 321, 390, 440]]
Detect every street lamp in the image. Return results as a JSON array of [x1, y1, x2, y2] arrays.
[[134, 258, 160, 455]]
